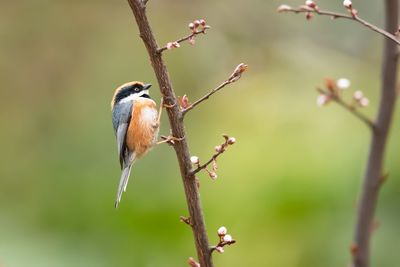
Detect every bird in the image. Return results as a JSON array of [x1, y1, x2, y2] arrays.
[[111, 81, 160, 208]]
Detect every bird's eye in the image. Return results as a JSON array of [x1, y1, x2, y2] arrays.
[[134, 88, 140, 92]]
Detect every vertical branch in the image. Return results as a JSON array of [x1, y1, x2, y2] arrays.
[[126, 1, 213, 266], [352, 0, 398, 266]]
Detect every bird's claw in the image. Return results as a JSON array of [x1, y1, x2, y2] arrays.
[[157, 135, 185, 145]]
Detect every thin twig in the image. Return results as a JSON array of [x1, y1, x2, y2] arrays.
[[182, 63, 248, 116], [316, 88, 376, 130], [279, 6, 400, 46], [210, 240, 237, 254], [191, 135, 235, 176], [158, 28, 208, 53]]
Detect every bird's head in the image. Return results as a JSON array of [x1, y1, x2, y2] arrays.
[[111, 81, 152, 109]]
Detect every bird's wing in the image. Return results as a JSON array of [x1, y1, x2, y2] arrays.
[[112, 101, 134, 168]]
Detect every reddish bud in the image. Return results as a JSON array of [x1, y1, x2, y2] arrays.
[[324, 78, 336, 93], [187, 257, 200, 267], [179, 94, 190, 109], [209, 171, 218, 180], [350, 243, 359, 256], [199, 19, 206, 26], [194, 20, 201, 27]]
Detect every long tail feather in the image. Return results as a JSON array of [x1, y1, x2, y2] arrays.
[[115, 164, 133, 208]]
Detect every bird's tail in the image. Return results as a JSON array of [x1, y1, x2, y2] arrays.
[[115, 153, 135, 208]]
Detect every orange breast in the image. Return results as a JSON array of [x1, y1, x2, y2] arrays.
[[126, 99, 158, 157]]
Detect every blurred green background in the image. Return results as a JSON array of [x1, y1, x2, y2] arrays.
[[1, 0, 399, 266]]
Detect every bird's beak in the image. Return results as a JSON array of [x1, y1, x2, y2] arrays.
[[143, 83, 152, 90]]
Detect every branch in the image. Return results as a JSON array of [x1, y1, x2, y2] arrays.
[[352, 0, 399, 266], [278, 4, 400, 46], [182, 63, 248, 116], [158, 24, 210, 53], [191, 135, 236, 176], [210, 226, 236, 254], [316, 87, 375, 130], [126, 1, 236, 266]]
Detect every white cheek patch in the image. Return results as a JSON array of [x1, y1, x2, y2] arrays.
[[139, 89, 149, 97], [119, 94, 139, 104]]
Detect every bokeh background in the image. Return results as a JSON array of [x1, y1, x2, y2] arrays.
[[1, 0, 399, 266]]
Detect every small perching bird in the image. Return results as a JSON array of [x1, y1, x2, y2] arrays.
[[111, 81, 160, 207]]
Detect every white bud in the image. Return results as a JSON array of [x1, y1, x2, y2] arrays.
[[353, 90, 364, 101], [277, 4, 292, 12], [343, 0, 352, 8], [215, 246, 224, 253], [360, 97, 369, 107], [190, 156, 199, 165], [166, 42, 180, 50], [336, 78, 350, 89], [317, 94, 330, 107], [305, 0, 316, 8], [217, 226, 227, 236], [215, 145, 223, 152], [209, 171, 218, 180], [227, 137, 236, 145], [223, 234, 233, 242]]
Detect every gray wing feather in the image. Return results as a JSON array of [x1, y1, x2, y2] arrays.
[[112, 101, 137, 207], [112, 101, 134, 168]]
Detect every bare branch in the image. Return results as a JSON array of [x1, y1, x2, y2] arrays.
[[316, 87, 376, 130], [191, 135, 236, 176], [182, 63, 248, 116], [158, 27, 210, 53], [210, 226, 236, 254], [126, 1, 243, 266], [278, 5, 400, 46], [352, 0, 399, 265]]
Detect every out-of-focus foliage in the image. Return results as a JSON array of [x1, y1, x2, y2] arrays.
[[0, 0, 399, 266]]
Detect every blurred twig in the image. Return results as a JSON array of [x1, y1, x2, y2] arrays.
[[279, 5, 400, 46], [280, 1, 399, 267], [316, 88, 375, 130]]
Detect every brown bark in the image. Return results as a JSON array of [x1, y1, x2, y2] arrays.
[[352, 1, 398, 266], [126, 1, 213, 266]]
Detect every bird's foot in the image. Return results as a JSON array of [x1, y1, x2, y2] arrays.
[[157, 135, 185, 145]]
